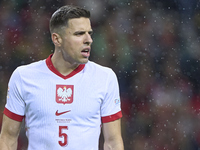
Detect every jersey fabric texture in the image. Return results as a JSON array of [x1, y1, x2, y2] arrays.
[[4, 54, 122, 150]]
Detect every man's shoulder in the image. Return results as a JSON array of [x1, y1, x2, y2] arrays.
[[15, 59, 46, 74], [86, 61, 112, 72], [85, 61, 117, 79]]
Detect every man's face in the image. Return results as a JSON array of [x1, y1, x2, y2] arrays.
[[60, 17, 93, 65]]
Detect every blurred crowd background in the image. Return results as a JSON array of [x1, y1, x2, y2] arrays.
[[1, 0, 200, 149]]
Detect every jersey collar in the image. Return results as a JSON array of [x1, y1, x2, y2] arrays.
[[45, 54, 85, 79]]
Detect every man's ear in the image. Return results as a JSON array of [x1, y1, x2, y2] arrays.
[[51, 33, 62, 46]]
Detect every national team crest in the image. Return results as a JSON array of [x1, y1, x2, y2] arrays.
[[56, 85, 74, 104]]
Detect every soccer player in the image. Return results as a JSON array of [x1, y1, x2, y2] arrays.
[[0, 5, 124, 150]]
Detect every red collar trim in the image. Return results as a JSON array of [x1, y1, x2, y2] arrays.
[[45, 54, 85, 79]]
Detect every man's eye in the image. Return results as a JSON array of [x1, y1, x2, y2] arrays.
[[89, 31, 93, 35], [75, 32, 84, 36]]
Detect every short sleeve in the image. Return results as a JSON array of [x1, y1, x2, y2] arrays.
[[101, 69, 122, 123], [4, 68, 25, 122]]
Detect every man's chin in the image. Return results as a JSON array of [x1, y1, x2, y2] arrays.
[[79, 58, 89, 64]]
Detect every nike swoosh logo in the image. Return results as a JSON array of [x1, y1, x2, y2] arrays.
[[55, 110, 71, 116]]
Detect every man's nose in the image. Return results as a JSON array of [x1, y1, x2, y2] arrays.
[[84, 33, 93, 45]]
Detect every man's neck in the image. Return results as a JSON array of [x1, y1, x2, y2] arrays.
[[51, 53, 79, 76]]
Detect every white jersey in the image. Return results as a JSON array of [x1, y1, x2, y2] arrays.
[[4, 55, 122, 150]]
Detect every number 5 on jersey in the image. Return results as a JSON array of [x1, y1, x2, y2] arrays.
[[59, 126, 68, 147]]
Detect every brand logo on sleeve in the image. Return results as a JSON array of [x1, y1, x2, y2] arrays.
[[56, 85, 74, 104], [115, 99, 120, 104], [7, 87, 10, 99]]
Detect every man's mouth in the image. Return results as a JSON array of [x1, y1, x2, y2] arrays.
[[81, 49, 90, 58]]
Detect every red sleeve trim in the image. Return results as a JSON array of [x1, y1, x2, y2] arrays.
[[3, 108, 24, 122], [101, 111, 122, 123]]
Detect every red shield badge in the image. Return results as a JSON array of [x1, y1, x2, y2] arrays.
[[56, 85, 74, 104]]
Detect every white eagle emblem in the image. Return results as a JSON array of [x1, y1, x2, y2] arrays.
[[57, 86, 72, 102]]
